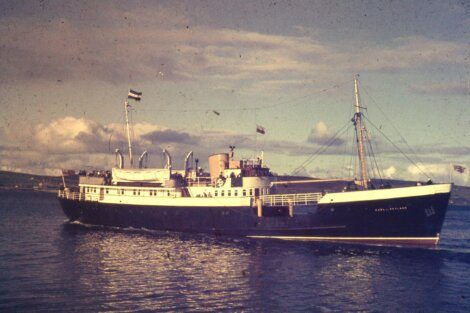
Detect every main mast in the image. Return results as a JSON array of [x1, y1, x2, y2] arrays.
[[353, 75, 369, 189]]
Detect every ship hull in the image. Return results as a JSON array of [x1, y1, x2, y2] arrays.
[[59, 189, 451, 245]]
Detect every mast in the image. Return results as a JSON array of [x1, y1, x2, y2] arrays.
[[124, 100, 133, 167], [353, 75, 369, 189]]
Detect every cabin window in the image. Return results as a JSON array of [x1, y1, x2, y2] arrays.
[[243, 189, 246, 196], [228, 190, 231, 197], [94, 188, 96, 193], [138, 190, 141, 196], [249, 189, 253, 196], [221, 190, 225, 197], [149, 191, 152, 196], [167, 191, 170, 196], [234, 190, 238, 197], [215, 190, 218, 197], [106, 189, 109, 194], [254, 188, 260, 197], [133, 190, 136, 195]]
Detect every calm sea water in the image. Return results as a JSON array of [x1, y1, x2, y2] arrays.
[[0, 191, 469, 312]]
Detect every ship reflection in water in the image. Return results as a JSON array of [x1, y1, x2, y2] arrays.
[[57, 223, 463, 312]]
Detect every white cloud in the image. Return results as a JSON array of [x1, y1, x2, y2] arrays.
[[407, 163, 469, 186], [307, 121, 345, 146], [406, 163, 453, 183], [383, 166, 397, 178], [34, 117, 112, 153]]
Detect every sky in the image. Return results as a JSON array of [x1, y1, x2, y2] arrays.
[[0, 0, 469, 185]]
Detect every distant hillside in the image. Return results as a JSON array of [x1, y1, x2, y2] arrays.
[[0, 171, 69, 192], [0, 170, 469, 205]]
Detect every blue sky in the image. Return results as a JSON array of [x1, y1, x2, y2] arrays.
[[0, 0, 468, 185]]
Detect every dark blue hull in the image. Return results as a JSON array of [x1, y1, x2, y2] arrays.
[[59, 191, 451, 245]]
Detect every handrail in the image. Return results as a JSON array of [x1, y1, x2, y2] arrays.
[[59, 189, 323, 206], [58, 189, 180, 201], [186, 177, 212, 186], [58, 190, 99, 202], [258, 192, 323, 206]]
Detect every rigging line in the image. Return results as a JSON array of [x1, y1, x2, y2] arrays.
[[362, 114, 432, 180], [350, 126, 357, 179], [250, 79, 351, 110], [297, 125, 351, 174], [340, 121, 350, 177], [365, 133, 383, 183], [361, 85, 428, 167], [292, 121, 351, 175], [136, 80, 351, 113], [361, 121, 380, 181], [370, 127, 386, 180]]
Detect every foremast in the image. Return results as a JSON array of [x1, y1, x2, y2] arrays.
[[353, 76, 369, 189], [124, 100, 134, 167], [123, 89, 142, 168]]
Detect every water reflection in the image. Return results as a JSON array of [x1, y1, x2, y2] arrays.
[[57, 224, 459, 312]]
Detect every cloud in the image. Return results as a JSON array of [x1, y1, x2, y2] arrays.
[[352, 36, 468, 72], [0, 116, 301, 174], [407, 163, 450, 180], [307, 121, 345, 146], [1, 115, 468, 185], [383, 166, 397, 178], [142, 129, 198, 145], [410, 82, 469, 95], [1, 3, 468, 95], [34, 117, 113, 153]]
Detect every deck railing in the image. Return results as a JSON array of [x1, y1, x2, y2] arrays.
[[186, 177, 212, 186], [59, 189, 323, 206], [258, 192, 323, 206], [58, 190, 99, 202]]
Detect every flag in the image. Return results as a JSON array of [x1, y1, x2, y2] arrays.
[[453, 165, 466, 174], [256, 125, 265, 134], [128, 89, 142, 101]]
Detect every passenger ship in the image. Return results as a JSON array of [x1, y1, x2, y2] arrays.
[[58, 78, 452, 245]]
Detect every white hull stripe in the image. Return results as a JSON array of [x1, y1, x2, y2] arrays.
[[247, 235, 439, 243], [318, 183, 452, 204]]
